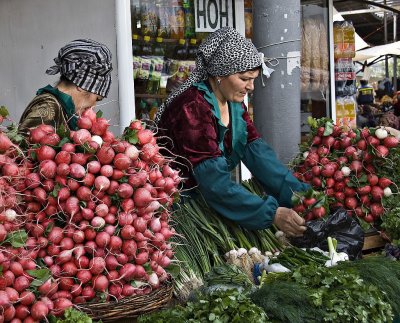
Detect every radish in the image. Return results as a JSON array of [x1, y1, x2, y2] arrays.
[[122, 240, 137, 257], [378, 177, 392, 189], [119, 263, 136, 281], [91, 135, 103, 147], [52, 298, 73, 316], [93, 275, 108, 292], [94, 175, 111, 191], [91, 118, 109, 136], [96, 145, 115, 165], [375, 145, 389, 158], [77, 116, 93, 129], [148, 272, 159, 288], [134, 187, 154, 207], [89, 257, 106, 275], [77, 270, 92, 285], [40, 132, 60, 146], [375, 127, 388, 139], [125, 145, 139, 160], [3, 304, 15, 321], [39, 160, 57, 179], [82, 107, 97, 123], [117, 183, 134, 199], [36, 145, 56, 162], [137, 129, 154, 145], [100, 164, 114, 177], [73, 129, 92, 145], [87, 160, 101, 174], [95, 231, 110, 248], [15, 304, 30, 320], [95, 204, 109, 218], [14, 276, 30, 293], [114, 153, 131, 170], [29, 127, 46, 144], [383, 136, 399, 148], [371, 186, 384, 201], [91, 216, 106, 229], [384, 187, 393, 197], [31, 301, 49, 320], [0, 290, 10, 307], [370, 203, 385, 217]]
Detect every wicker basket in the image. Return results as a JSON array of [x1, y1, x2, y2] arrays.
[[79, 281, 173, 322]]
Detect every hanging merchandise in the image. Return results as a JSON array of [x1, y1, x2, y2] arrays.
[[187, 38, 198, 60], [141, 35, 154, 56], [333, 20, 357, 130], [153, 36, 166, 57], [157, 0, 171, 38], [174, 38, 187, 60], [169, 0, 185, 39], [132, 34, 141, 56], [300, 17, 329, 93], [146, 56, 164, 94], [335, 97, 345, 128], [333, 20, 355, 60], [141, 0, 158, 38], [244, 0, 253, 39], [131, 0, 141, 35], [343, 95, 357, 130], [183, 0, 195, 39]]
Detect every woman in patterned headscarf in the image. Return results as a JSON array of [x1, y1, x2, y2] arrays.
[[18, 39, 113, 134], [157, 27, 309, 236]]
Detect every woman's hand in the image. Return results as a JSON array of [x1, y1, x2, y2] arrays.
[[273, 207, 306, 237]]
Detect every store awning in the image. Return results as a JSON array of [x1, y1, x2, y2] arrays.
[[353, 40, 400, 61]]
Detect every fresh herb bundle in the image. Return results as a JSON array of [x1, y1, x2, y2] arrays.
[[138, 289, 269, 323], [252, 262, 393, 322]]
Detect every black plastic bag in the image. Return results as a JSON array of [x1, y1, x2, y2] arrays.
[[290, 208, 364, 260]]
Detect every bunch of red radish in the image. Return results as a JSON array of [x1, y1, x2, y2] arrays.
[[0, 109, 181, 322], [292, 122, 398, 223]]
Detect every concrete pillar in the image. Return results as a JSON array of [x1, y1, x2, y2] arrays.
[[252, 0, 302, 164]]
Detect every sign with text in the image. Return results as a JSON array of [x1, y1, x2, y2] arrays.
[[194, 0, 236, 32]]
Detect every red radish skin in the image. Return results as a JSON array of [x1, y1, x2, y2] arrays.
[[40, 132, 61, 146], [31, 301, 49, 320], [91, 118, 109, 136], [36, 145, 56, 162], [96, 145, 116, 165], [52, 298, 73, 317]]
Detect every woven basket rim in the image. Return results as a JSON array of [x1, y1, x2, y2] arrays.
[[79, 281, 173, 322]]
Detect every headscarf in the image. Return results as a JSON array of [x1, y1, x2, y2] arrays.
[[154, 27, 263, 123], [46, 39, 113, 98]]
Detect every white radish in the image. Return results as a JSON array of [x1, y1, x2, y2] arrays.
[[91, 135, 103, 147], [341, 166, 351, 177], [375, 127, 388, 139], [384, 187, 393, 197], [4, 209, 17, 221]]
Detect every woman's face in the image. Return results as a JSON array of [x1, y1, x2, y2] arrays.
[[72, 89, 103, 115], [219, 69, 260, 102]]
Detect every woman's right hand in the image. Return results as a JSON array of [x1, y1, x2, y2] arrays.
[[273, 207, 306, 237]]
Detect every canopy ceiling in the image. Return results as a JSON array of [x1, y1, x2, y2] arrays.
[[333, 0, 400, 46]]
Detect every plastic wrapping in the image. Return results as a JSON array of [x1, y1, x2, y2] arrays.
[[290, 208, 364, 260], [301, 17, 329, 93]]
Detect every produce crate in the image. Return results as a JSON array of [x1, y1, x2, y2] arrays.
[[362, 231, 387, 252]]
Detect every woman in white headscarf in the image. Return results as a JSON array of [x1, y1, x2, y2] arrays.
[[156, 27, 309, 236]]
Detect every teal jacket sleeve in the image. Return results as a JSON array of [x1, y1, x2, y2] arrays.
[[242, 138, 310, 207], [193, 157, 279, 230]]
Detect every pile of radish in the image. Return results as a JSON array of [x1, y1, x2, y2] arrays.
[[0, 109, 181, 322], [291, 119, 399, 224]]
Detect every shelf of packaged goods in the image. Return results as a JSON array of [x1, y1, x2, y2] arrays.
[[135, 93, 168, 99]]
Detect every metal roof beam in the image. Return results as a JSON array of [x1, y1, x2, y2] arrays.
[[340, 8, 393, 15], [333, 0, 400, 15]]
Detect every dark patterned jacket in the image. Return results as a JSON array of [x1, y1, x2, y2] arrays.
[[18, 93, 69, 135]]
